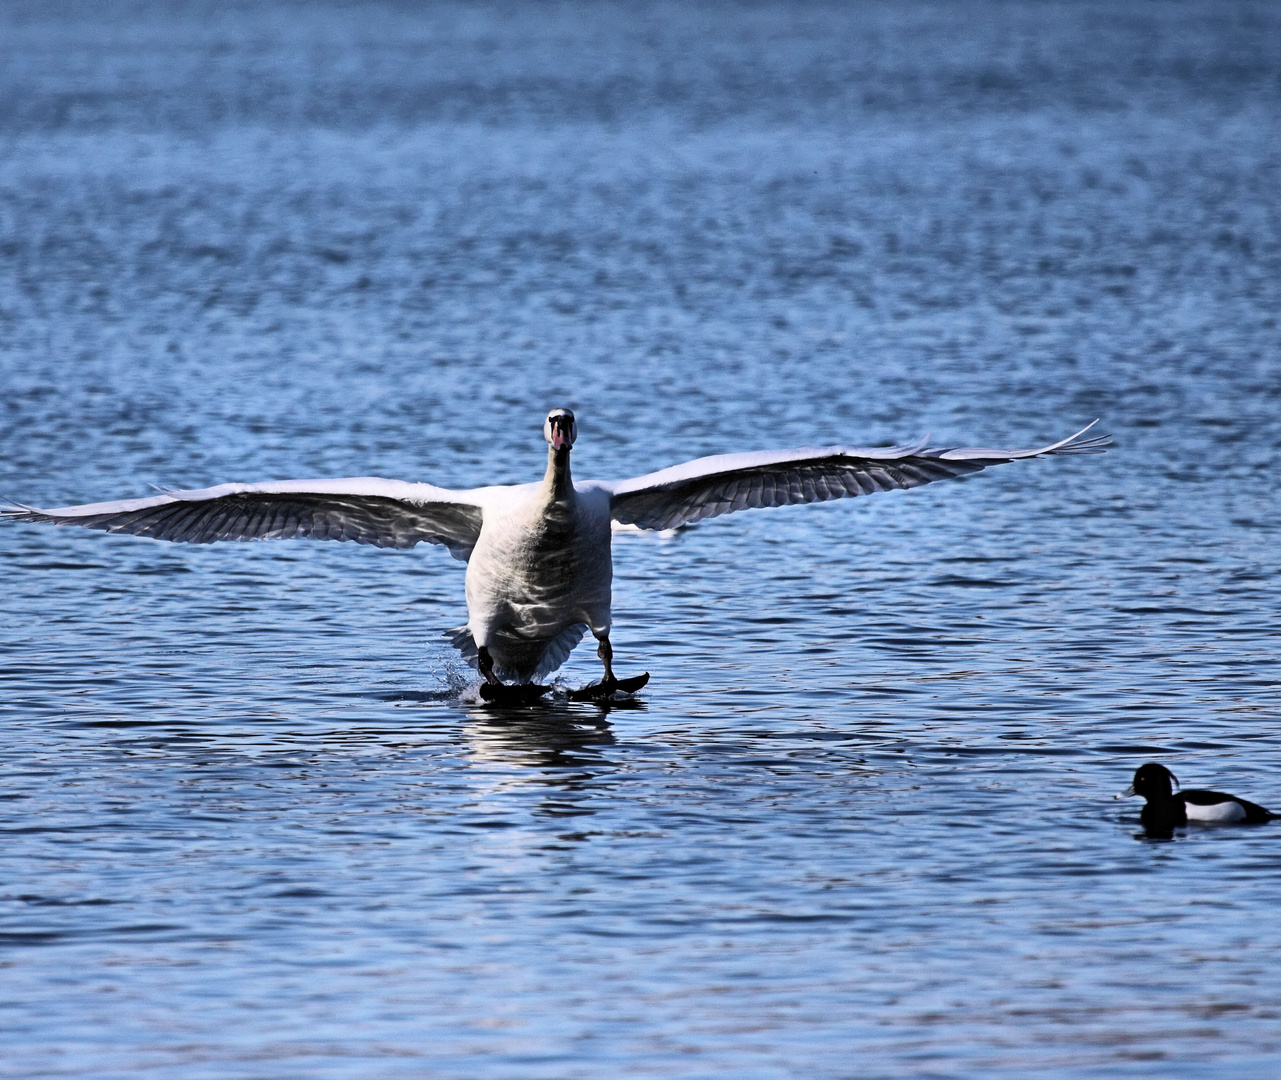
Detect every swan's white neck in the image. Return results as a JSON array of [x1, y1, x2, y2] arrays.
[[544, 446, 573, 501]]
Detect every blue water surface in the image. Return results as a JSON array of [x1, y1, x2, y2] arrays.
[[1, 2, 1280, 1076]]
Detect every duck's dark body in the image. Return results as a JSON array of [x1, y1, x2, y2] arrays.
[[1141, 789, 1275, 833], [1123, 763, 1277, 837]]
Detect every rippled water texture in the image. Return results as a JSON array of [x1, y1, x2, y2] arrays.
[[2, 2, 1280, 1076]]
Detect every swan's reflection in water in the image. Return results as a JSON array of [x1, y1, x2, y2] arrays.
[[460, 698, 643, 763], [455, 699, 643, 819]]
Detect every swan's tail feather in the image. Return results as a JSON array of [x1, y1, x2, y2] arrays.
[[443, 621, 588, 684], [534, 623, 589, 681], [445, 625, 480, 670]]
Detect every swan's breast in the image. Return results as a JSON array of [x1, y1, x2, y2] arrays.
[[465, 485, 612, 620]]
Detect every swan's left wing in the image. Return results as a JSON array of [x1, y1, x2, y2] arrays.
[[1, 477, 486, 560], [600, 423, 1110, 532]]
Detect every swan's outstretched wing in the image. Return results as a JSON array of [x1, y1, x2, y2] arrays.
[[601, 423, 1111, 531], [1, 477, 486, 560]]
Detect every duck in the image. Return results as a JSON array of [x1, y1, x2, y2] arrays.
[[1118, 762, 1277, 835], [2, 408, 1109, 698]]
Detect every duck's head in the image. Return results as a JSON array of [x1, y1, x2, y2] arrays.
[[1118, 762, 1178, 801], [544, 408, 577, 452]]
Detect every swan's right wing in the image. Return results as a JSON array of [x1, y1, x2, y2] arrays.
[[1, 477, 486, 561]]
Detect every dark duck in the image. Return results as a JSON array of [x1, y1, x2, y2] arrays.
[[1119, 763, 1277, 836]]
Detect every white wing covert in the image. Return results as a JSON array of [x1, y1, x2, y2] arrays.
[[2, 477, 486, 561], [603, 423, 1111, 532]]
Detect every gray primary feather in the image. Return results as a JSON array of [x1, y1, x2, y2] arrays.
[[607, 425, 1111, 532], [3, 490, 483, 559]]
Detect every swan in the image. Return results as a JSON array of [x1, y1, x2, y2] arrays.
[[2, 409, 1109, 698]]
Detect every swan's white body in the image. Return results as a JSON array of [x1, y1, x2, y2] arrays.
[[2, 411, 1109, 685], [461, 475, 614, 682]]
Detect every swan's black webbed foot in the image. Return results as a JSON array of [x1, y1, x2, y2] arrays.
[[479, 682, 552, 704], [568, 678, 614, 702], [475, 645, 552, 704], [596, 634, 616, 683], [568, 672, 649, 701], [571, 634, 648, 700], [476, 645, 502, 685]]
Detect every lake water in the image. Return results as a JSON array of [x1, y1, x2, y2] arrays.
[[2, 2, 1280, 1076]]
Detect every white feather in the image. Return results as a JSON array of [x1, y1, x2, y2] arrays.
[[1185, 800, 1247, 824]]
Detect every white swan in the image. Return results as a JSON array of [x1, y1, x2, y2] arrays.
[[2, 409, 1109, 695]]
